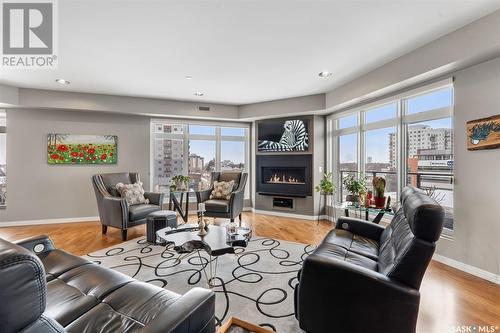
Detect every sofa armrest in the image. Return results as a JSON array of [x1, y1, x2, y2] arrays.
[[297, 253, 420, 333], [100, 196, 129, 229], [144, 192, 164, 206], [196, 189, 212, 203], [141, 287, 215, 333], [229, 187, 245, 218], [335, 216, 385, 241], [14, 235, 55, 254]]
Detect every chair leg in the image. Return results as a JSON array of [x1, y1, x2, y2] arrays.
[[239, 213, 242, 226], [102, 225, 107, 235], [121, 229, 127, 241]]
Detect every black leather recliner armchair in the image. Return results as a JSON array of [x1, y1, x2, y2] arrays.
[[295, 186, 444, 333], [92, 172, 164, 240], [196, 172, 248, 225]]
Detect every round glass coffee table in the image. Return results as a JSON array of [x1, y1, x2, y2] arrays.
[[156, 224, 252, 287]]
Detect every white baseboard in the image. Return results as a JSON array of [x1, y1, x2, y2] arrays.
[[433, 254, 500, 285], [0, 216, 100, 227], [251, 208, 334, 222]]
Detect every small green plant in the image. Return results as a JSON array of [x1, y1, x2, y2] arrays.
[[342, 173, 366, 196], [372, 176, 386, 198], [171, 175, 190, 190], [315, 172, 336, 195]]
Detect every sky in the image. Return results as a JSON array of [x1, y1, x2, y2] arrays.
[[340, 87, 453, 163], [188, 125, 246, 164]]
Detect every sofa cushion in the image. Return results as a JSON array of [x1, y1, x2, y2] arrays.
[[210, 180, 235, 200], [38, 249, 92, 280], [204, 199, 230, 213], [57, 264, 133, 300], [218, 172, 241, 188], [65, 281, 181, 333], [314, 240, 378, 272], [129, 204, 160, 221], [116, 181, 149, 205], [45, 279, 99, 327], [323, 229, 379, 261]]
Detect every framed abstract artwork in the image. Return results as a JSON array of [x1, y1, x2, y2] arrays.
[[47, 134, 118, 164], [466, 114, 500, 151]]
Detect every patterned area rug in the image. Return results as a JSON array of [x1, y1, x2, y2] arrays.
[[85, 236, 315, 332]]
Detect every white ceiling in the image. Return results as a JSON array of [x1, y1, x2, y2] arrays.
[[1, 0, 499, 105]]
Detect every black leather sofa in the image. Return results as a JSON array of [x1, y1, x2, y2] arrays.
[[0, 235, 215, 333], [295, 186, 444, 333]]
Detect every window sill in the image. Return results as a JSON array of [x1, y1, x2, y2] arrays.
[[440, 228, 454, 240]]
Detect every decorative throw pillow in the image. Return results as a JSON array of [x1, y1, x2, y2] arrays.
[[115, 181, 149, 205], [209, 180, 235, 200]]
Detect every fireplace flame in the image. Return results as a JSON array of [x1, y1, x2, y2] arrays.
[[268, 173, 304, 184]]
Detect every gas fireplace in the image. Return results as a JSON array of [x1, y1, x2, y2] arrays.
[[264, 168, 306, 185], [256, 155, 312, 197]]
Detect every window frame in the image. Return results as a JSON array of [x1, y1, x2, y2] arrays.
[[327, 78, 454, 234], [150, 119, 250, 199], [0, 110, 6, 208]]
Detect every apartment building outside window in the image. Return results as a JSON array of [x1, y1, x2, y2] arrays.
[[151, 121, 250, 201], [327, 80, 454, 231]]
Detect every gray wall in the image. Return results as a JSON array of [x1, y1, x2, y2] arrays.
[[436, 57, 500, 276], [0, 109, 150, 222], [5, 87, 239, 120]]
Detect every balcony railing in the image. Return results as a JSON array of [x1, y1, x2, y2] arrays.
[[339, 170, 454, 201], [338, 169, 454, 230]]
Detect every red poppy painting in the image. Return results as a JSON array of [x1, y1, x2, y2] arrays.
[[47, 134, 118, 165]]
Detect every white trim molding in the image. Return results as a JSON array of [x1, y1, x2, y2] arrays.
[[433, 254, 500, 285], [0, 216, 100, 227], [251, 209, 335, 223]]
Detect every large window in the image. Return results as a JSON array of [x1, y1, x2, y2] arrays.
[[151, 121, 249, 200], [0, 110, 5, 208], [328, 81, 454, 231]]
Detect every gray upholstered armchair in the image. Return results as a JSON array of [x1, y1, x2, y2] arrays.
[[92, 172, 164, 240], [196, 172, 248, 225]]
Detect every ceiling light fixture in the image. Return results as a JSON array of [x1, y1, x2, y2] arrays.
[[185, 75, 193, 80], [194, 92, 204, 96], [318, 71, 333, 78], [55, 78, 70, 85]]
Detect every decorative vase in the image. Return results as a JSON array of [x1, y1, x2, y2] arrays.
[[374, 196, 386, 209], [346, 194, 359, 204]]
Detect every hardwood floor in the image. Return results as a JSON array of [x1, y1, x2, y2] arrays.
[[1, 212, 498, 333]]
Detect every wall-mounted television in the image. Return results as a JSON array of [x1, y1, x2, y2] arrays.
[[257, 118, 309, 152]]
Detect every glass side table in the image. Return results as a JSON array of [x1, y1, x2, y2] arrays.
[[340, 202, 395, 224], [168, 189, 199, 223]]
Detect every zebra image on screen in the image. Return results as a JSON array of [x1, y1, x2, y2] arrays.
[[258, 119, 309, 152]]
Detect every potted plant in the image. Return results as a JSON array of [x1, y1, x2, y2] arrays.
[[315, 172, 336, 195], [342, 174, 366, 205], [171, 175, 190, 191], [372, 176, 386, 208]]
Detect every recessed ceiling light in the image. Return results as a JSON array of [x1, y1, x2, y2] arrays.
[[194, 92, 204, 96], [55, 78, 70, 85], [318, 71, 333, 78], [185, 75, 193, 80]]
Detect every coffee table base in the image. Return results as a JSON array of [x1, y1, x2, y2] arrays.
[[197, 251, 219, 288]]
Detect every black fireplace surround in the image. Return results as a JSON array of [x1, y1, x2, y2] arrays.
[[256, 155, 312, 197]]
